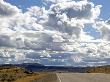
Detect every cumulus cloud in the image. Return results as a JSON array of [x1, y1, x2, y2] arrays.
[[0, 35, 16, 47], [1, 42, 110, 66], [49, 0, 101, 20], [41, 0, 101, 41], [95, 19, 110, 41], [0, 0, 19, 17]]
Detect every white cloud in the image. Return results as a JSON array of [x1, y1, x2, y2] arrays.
[[49, 0, 101, 20], [1, 42, 110, 66], [43, 0, 72, 4], [0, 0, 110, 66], [95, 20, 110, 41], [0, 0, 20, 17]]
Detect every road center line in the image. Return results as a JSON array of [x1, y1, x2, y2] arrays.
[[56, 73, 62, 82]]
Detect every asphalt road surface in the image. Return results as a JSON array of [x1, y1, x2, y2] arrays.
[[57, 73, 110, 82]]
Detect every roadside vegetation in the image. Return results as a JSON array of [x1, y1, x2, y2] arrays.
[[0, 66, 49, 82], [86, 65, 110, 73], [0, 65, 110, 82]]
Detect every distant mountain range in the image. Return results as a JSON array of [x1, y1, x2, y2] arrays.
[[0, 63, 110, 73]]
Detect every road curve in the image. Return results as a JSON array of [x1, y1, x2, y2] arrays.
[[57, 73, 110, 82]]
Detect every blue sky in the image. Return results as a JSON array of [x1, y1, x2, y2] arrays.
[[92, 0, 110, 20], [5, 0, 43, 11]]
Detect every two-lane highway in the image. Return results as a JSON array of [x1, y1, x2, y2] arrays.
[[57, 73, 110, 82]]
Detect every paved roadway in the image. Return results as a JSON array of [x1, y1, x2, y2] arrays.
[[57, 73, 110, 82]]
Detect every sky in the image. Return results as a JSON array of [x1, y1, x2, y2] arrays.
[[5, 0, 110, 19], [5, 0, 110, 39], [0, 0, 110, 66]]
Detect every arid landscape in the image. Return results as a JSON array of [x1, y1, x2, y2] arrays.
[[0, 65, 57, 82], [0, 0, 110, 82], [0, 64, 110, 82]]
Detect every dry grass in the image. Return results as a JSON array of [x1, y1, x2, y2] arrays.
[[15, 73, 48, 82], [0, 67, 48, 82], [86, 65, 110, 73]]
